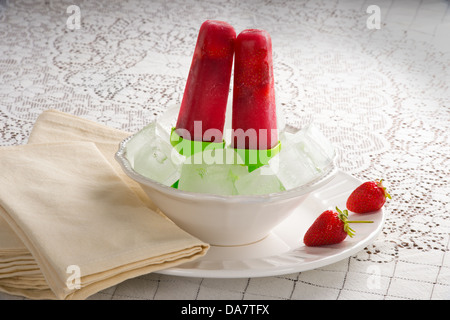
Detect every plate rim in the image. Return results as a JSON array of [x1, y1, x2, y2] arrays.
[[157, 171, 386, 278]]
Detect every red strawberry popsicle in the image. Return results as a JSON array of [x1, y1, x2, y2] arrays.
[[175, 20, 236, 143], [231, 29, 278, 150]]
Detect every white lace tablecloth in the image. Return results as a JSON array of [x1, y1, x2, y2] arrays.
[[0, 0, 449, 300]]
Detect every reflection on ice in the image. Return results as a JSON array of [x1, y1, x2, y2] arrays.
[[125, 122, 185, 187], [178, 149, 248, 196]]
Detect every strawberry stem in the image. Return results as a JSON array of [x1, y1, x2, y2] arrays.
[[335, 207, 373, 238], [377, 179, 391, 199]]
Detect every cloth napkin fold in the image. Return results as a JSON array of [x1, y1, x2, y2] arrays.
[[0, 110, 209, 300], [28, 109, 159, 212], [0, 109, 168, 255]]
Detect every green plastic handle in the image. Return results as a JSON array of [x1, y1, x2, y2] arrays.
[[170, 127, 226, 156], [170, 127, 281, 176], [233, 141, 282, 172]]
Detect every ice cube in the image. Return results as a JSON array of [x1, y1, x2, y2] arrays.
[[234, 166, 285, 195], [278, 130, 294, 146], [178, 148, 247, 196], [290, 123, 335, 171], [155, 104, 180, 140], [126, 122, 185, 187], [269, 145, 319, 190]]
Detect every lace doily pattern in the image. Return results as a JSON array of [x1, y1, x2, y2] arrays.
[[0, 0, 449, 300]]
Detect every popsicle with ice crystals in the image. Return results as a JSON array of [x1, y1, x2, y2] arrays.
[[173, 20, 236, 146], [231, 29, 280, 171]]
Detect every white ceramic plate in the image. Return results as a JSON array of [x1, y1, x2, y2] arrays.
[[157, 170, 385, 278]]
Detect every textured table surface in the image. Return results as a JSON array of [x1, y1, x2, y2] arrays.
[[0, 0, 449, 300]]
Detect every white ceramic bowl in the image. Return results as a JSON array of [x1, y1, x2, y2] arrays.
[[115, 130, 338, 246]]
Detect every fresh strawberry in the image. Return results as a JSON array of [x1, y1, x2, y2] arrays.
[[346, 179, 391, 213], [303, 207, 372, 247]]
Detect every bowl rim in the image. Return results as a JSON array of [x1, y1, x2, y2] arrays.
[[115, 131, 339, 204]]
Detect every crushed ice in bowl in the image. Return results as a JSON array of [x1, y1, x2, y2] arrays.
[[125, 122, 185, 187], [126, 119, 335, 196]]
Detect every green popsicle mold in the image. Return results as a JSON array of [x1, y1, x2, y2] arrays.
[[170, 127, 226, 188], [169, 127, 282, 189], [232, 141, 282, 172], [170, 127, 226, 156]]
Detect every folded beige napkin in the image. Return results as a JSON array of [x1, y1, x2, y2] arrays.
[[0, 109, 169, 255], [28, 109, 159, 212], [0, 110, 209, 300]]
